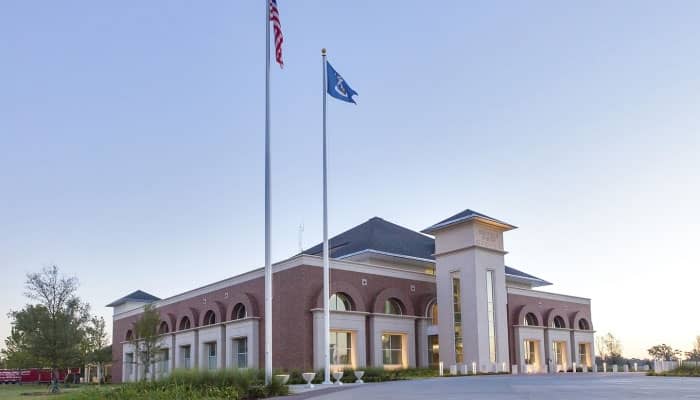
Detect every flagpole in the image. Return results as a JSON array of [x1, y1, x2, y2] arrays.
[[321, 47, 332, 385], [264, 0, 273, 386]]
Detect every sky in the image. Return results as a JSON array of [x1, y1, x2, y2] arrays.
[[1, 1, 699, 360]]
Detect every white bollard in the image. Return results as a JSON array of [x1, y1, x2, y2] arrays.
[[603, 363, 607, 373], [472, 362, 477, 375], [572, 362, 577, 373], [593, 364, 598, 373], [634, 362, 638, 372], [450, 365, 457, 376], [511, 365, 519, 375], [624, 365, 629, 373], [612, 365, 618, 373], [502, 362, 507, 373], [439, 362, 444, 377], [460, 364, 469, 375]]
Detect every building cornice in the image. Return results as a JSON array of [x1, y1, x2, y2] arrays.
[[507, 287, 591, 305], [113, 254, 436, 321]]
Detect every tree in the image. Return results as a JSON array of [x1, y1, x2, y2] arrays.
[[130, 304, 162, 382], [648, 344, 682, 361], [686, 336, 700, 361], [596, 333, 623, 364], [6, 266, 90, 392], [82, 316, 111, 384], [2, 325, 41, 368]]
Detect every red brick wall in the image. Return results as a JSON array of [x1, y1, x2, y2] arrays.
[[112, 263, 437, 382], [506, 292, 593, 365]]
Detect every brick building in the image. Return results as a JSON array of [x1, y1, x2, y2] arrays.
[[109, 209, 594, 382]]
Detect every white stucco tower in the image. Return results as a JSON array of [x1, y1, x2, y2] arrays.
[[423, 210, 516, 371]]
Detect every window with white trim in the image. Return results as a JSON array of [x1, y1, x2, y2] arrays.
[[381, 334, 403, 366], [330, 331, 352, 366], [233, 337, 248, 368]]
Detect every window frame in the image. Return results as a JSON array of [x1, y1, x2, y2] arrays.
[[330, 293, 353, 312], [381, 333, 404, 366], [329, 330, 353, 367]]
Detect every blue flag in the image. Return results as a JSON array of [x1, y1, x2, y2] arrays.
[[326, 62, 358, 104]]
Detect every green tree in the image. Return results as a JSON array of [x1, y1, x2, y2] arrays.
[[2, 324, 41, 368], [6, 266, 90, 392], [82, 316, 111, 384], [130, 304, 162, 381], [648, 344, 682, 361]]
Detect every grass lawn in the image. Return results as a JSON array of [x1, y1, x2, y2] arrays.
[[0, 384, 109, 400]]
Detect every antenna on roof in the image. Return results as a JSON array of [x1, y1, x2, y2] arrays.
[[298, 222, 304, 253]]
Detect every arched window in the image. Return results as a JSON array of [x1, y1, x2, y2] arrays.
[[330, 293, 353, 311], [158, 321, 169, 334], [427, 301, 438, 325], [384, 298, 403, 315], [179, 316, 191, 331], [203, 310, 216, 326], [232, 303, 247, 320], [125, 330, 133, 341], [578, 318, 590, 330], [552, 316, 566, 329], [524, 313, 539, 326]]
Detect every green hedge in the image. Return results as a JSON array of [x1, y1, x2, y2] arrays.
[[648, 366, 700, 377], [74, 369, 288, 400]]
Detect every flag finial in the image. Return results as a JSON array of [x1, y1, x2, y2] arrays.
[[321, 48, 327, 55]]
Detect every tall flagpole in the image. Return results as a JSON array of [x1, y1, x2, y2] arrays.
[[321, 48, 332, 385], [264, 0, 273, 386]]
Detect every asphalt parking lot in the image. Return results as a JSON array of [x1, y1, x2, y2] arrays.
[[299, 373, 700, 400]]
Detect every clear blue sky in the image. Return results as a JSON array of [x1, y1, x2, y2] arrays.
[[1, 1, 698, 359]]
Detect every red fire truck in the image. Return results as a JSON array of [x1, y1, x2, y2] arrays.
[[0, 368, 81, 384]]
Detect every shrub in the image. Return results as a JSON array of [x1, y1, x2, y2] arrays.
[[648, 365, 700, 377], [75, 369, 289, 399]]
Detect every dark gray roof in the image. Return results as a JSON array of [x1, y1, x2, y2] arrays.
[[422, 208, 515, 234], [302, 217, 435, 260], [107, 290, 160, 307], [505, 266, 551, 286], [302, 216, 550, 286]]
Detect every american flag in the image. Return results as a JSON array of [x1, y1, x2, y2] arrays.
[[269, 0, 284, 68]]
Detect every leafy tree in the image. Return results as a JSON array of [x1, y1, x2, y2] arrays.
[[596, 332, 623, 364], [130, 304, 163, 381], [648, 344, 682, 361], [2, 325, 41, 368], [6, 266, 90, 392], [82, 316, 111, 384], [686, 336, 700, 361]]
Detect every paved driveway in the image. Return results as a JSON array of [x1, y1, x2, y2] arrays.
[[302, 374, 700, 400]]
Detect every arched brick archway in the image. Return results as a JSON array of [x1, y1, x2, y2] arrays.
[[158, 320, 170, 334], [166, 313, 177, 332], [416, 294, 437, 318], [200, 308, 222, 326], [313, 280, 367, 312], [571, 311, 593, 331], [177, 308, 198, 330], [226, 293, 260, 319], [545, 308, 569, 329], [372, 287, 415, 316], [516, 305, 544, 326]]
